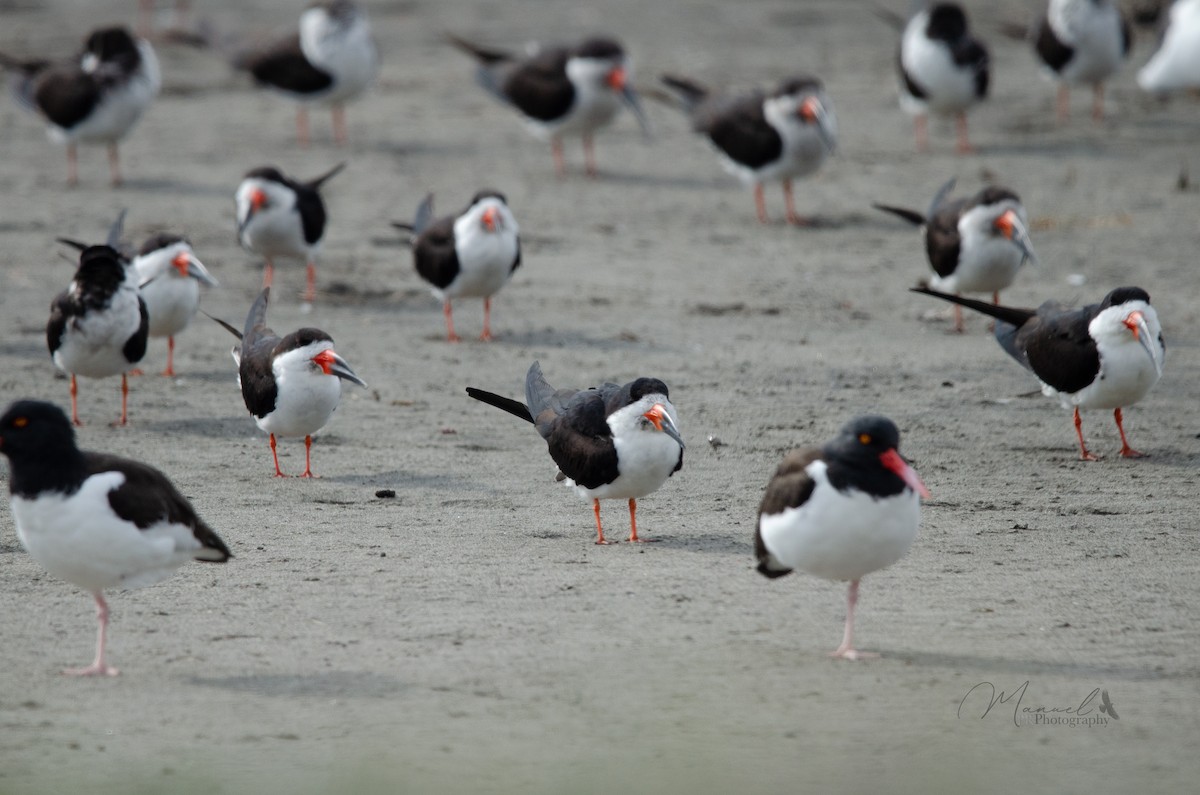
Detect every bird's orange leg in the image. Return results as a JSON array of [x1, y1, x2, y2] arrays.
[[1114, 408, 1147, 458], [593, 499, 611, 545], [1074, 407, 1100, 461], [269, 434, 288, 477]]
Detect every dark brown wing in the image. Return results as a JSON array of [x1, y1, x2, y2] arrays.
[[694, 92, 782, 170], [1015, 302, 1101, 394], [543, 389, 619, 490], [754, 447, 822, 579], [925, 197, 967, 278], [121, 295, 149, 365], [413, 215, 460, 290], [237, 33, 333, 95], [1034, 16, 1074, 73], [46, 289, 74, 356], [33, 66, 101, 129], [500, 47, 574, 122], [86, 452, 232, 561]]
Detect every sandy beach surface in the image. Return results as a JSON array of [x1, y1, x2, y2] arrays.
[[1, 0, 1198, 792]]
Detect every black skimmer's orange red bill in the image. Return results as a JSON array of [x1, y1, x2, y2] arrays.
[[894, 3, 989, 154], [912, 286, 1165, 460], [447, 34, 650, 177], [874, 178, 1036, 332], [0, 400, 231, 676], [466, 361, 684, 545], [392, 191, 521, 342], [755, 415, 928, 661], [659, 73, 837, 225], [0, 26, 160, 186], [1034, 0, 1131, 121], [214, 288, 366, 478], [235, 162, 344, 304], [133, 233, 218, 377], [48, 226, 148, 427], [234, 0, 378, 146], [1138, 0, 1200, 92]]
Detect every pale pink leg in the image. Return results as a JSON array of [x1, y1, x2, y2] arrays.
[[64, 593, 119, 677], [783, 179, 809, 226], [304, 261, 317, 303], [830, 579, 877, 660], [479, 297, 493, 342], [114, 373, 130, 426], [296, 107, 310, 148], [955, 112, 974, 154], [443, 300, 460, 342], [914, 115, 928, 153], [332, 104, 348, 146], [1057, 84, 1070, 123], [953, 302, 964, 334], [262, 258, 274, 289], [754, 183, 769, 224], [583, 133, 597, 178], [69, 375, 82, 426], [161, 336, 176, 377]]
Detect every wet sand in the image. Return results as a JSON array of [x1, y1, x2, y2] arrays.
[[0, 0, 1198, 792]]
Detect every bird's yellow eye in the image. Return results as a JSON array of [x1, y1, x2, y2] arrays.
[[12, 417, 28, 428], [858, 433, 871, 445]]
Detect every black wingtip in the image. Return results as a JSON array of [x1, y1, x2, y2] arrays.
[[910, 286, 1036, 327], [872, 203, 926, 226], [307, 162, 346, 190], [56, 237, 89, 252], [466, 386, 535, 424], [200, 309, 243, 341]]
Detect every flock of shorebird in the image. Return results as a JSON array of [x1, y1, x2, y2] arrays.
[[0, 0, 1189, 673]]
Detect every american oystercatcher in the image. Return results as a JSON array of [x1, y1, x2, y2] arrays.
[[755, 415, 928, 661], [1137, 0, 1200, 92], [234, 0, 379, 146], [446, 34, 651, 177], [912, 286, 1165, 460], [392, 190, 521, 342], [1034, 0, 1131, 121], [235, 162, 343, 304], [874, 178, 1037, 332], [659, 73, 837, 225], [0, 399, 231, 676], [466, 361, 684, 544], [213, 288, 366, 478], [48, 238, 148, 427], [0, 26, 160, 186], [133, 233, 218, 377], [893, 3, 989, 153]]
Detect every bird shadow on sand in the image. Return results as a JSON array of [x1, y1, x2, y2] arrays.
[[593, 170, 726, 191], [137, 415, 249, 438], [319, 469, 478, 491], [662, 532, 752, 555], [881, 648, 1191, 683], [495, 328, 644, 351], [188, 671, 406, 699]]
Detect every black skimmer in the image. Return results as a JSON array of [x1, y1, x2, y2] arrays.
[[755, 415, 928, 661], [235, 163, 343, 304], [392, 191, 522, 342], [234, 0, 378, 146], [214, 288, 366, 478], [873, 178, 1037, 332], [1138, 0, 1200, 92], [0, 26, 160, 186], [659, 74, 837, 225], [0, 399, 231, 676], [895, 3, 989, 154], [447, 34, 651, 177], [48, 236, 148, 427], [133, 233, 218, 376], [1034, 0, 1131, 121], [912, 286, 1165, 460], [466, 361, 684, 544]]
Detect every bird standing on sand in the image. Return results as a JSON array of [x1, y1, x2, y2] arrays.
[[235, 163, 343, 304], [0, 26, 160, 186], [133, 233, 218, 376], [447, 34, 651, 177], [467, 361, 684, 544], [234, 0, 378, 146], [393, 190, 521, 342], [912, 286, 1164, 460], [895, 3, 989, 153], [214, 288, 366, 478], [755, 415, 928, 661], [1034, 0, 1131, 121], [0, 400, 231, 676], [874, 178, 1037, 332], [659, 73, 837, 225]]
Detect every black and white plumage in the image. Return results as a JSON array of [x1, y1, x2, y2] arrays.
[[896, 3, 989, 154], [234, 0, 379, 146], [1138, 0, 1200, 92], [392, 191, 522, 342], [0, 400, 231, 676], [755, 415, 928, 661], [133, 233, 218, 377], [874, 179, 1037, 332], [47, 243, 148, 427], [215, 288, 366, 478], [447, 34, 651, 177], [235, 163, 343, 304], [0, 26, 160, 186], [466, 361, 684, 545], [659, 74, 837, 225], [1034, 0, 1131, 121], [912, 286, 1165, 460]]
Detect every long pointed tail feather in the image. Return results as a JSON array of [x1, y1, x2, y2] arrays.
[[872, 203, 926, 226], [465, 387, 534, 423], [910, 286, 1036, 327]]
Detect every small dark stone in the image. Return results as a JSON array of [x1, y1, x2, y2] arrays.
[[375, 489, 396, 499]]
